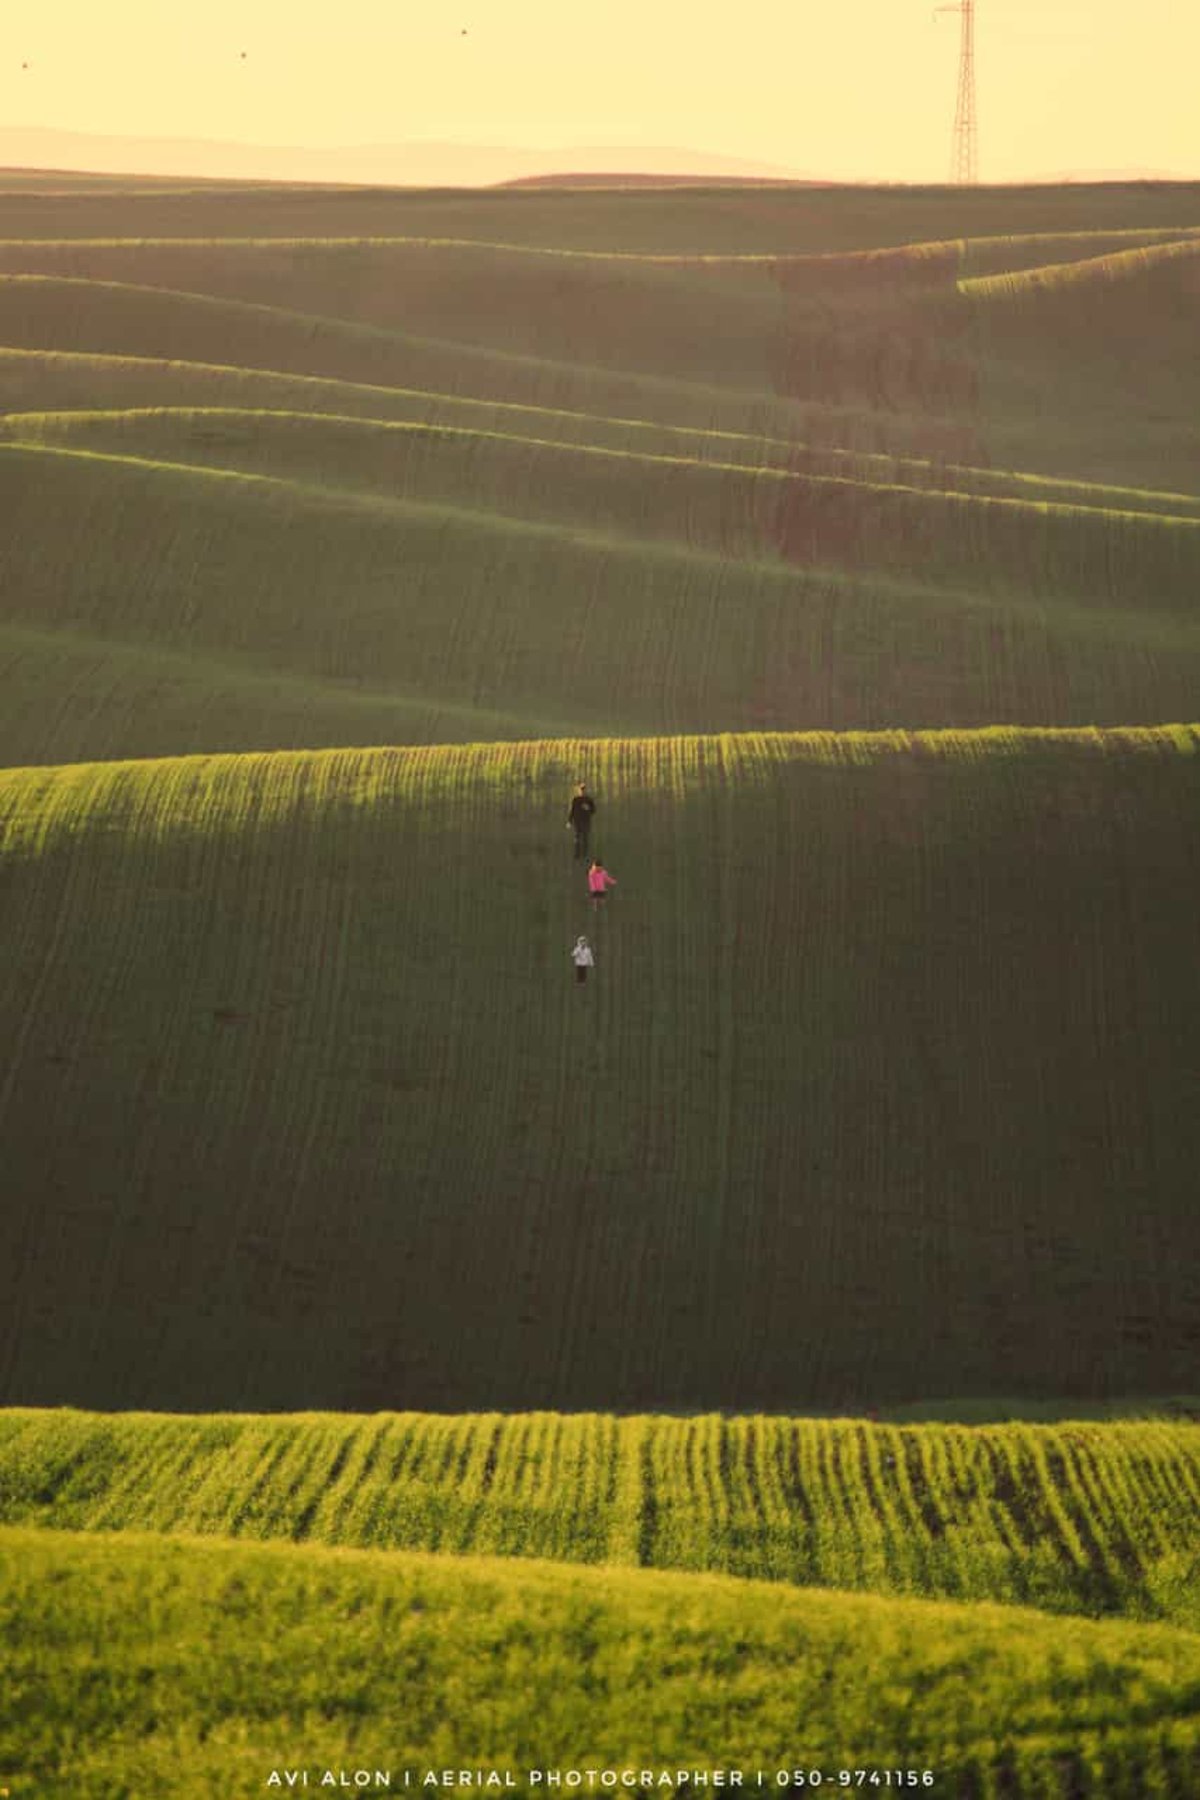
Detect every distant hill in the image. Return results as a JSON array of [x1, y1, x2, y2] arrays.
[[501, 172, 831, 189], [0, 128, 811, 187], [1, 131, 1193, 189], [1027, 168, 1198, 184]]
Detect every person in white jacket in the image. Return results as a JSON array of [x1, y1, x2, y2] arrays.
[[571, 936, 595, 986]]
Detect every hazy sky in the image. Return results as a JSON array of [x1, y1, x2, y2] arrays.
[[4, 0, 1198, 181]]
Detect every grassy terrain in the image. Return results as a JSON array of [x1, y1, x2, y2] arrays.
[[2, 1410, 1198, 1630], [2, 729, 1199, 1413], [3, 177, 1199, 249], [0, 187, 1197, 763], [4, 1523, 1200, 1799], [3, 174, 1200, 1785], [2, 423, 1200, 762]]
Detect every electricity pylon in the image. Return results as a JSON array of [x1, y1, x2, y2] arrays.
[[935, 0, 978, 184]]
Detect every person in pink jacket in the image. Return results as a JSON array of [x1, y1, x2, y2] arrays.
[[587, 860, 617, 909]]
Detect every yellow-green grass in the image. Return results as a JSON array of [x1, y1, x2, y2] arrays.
[[2, 729, 1199, 1414], [4, 1525, 1200, 1799], [3, 1410, 1199, 1631], [961, 235, 1200, 307], [956, 227, 1200, 277]]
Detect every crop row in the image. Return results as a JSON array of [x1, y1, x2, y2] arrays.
[[3, 725, 1199, 857], [1, 1410, 1197, 1629]]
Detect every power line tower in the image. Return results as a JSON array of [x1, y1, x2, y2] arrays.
[[936, 0, 978, 184]]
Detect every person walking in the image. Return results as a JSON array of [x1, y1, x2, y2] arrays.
[[566, 782, 596, 861], [587, 860, 617, 909], [571, 935, 595, 985]]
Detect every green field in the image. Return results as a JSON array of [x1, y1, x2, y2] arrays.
[[6, 1524, 1200, 1800], [3, 171, 1200, 1794], [3, 729, 1200, 1412], [4, 1410, 1199, 1629], [1, 184, 1200, 762]]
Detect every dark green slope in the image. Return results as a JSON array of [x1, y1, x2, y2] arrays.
[[3, 425, 1200, 765], [0, 190, 1197, 773], [1, 179, 1198, 1423], [1, 731, 1198, 1413], [971, 239, 1200, 489]]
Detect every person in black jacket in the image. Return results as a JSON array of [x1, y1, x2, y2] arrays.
[[566, 782, 596, 861]]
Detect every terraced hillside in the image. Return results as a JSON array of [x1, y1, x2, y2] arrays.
[[2, 729, 1198, 1412], [1, 179, 1199, 763]]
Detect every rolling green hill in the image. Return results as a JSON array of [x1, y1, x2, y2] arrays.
[[1, 188, 1198, 765], [2, 728, 1198, 1413], [5, 1524, 1200, 1799], [2, 417, 1200, 762], [4, 176, 1200, 1789]]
